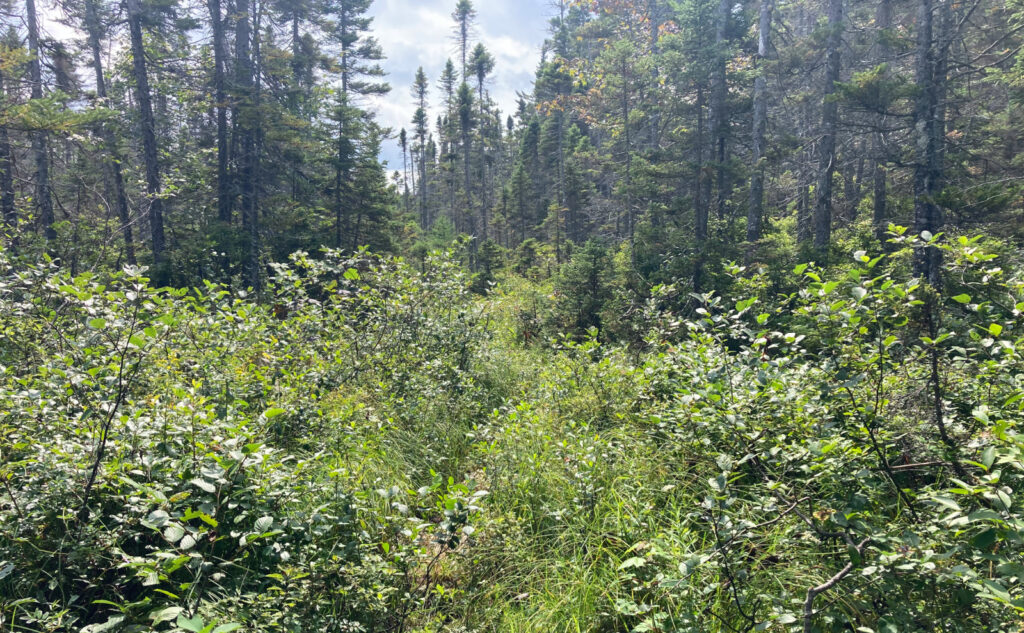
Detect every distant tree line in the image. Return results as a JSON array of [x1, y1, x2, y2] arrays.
[[1, 0, 1023, 290], [400, 0, 1024, 292]]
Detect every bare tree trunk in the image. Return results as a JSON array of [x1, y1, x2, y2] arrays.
[[401, 134, 411, 215], [248, 0, 263, 290], [710, 0, 730, 222], [843, 154, 858, 220], [813, 0, 843, 256], [695, 87, 708, 244], [462, 124, 473, 239], [913, 0, 945, 286], [127, 0, 167, 270], [478, 85, 489, 242], [291, 12, 302, 113], [236, 0, 255, 237], [0, 66, 17, 229], [335, 133, 345, 249], [208, 0, 231, 224], [872, 133, 887, 241], [797, 83, 814, 246], [84, 0, 135, 264], [334, 12, 352, 249], [797, 184, 811, 244], [622, 64, 633, 243], [26, 0, 55, 242], [747, 0, 773, 253], [871, 0, 891, 243], [418, 143, 428, 227], [694, 80, 709, 291]]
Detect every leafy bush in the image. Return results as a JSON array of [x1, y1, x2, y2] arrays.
[[3, 233, 1023, 633]]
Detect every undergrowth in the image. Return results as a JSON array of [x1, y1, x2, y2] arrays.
[[2, 233, 1024, 633]]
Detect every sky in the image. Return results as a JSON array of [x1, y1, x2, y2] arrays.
[[366, 0, 553, 171]]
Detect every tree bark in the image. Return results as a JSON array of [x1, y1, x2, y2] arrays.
[[872, 132, 887, 241], [913, 0, 945, 286], [418, 140, 428, 227], [0, 65, 17, 229], [871, 0, 891, 243], [334, 9, 351, 248], [710, 0, 730, 221], [694, 81, 709, 291], [85, 0, 136, 265], [813, 0, 843, 256], [747, 0, 773, 252], [208, 0, 231, 224], [127, 0, 167, 270], [26, 0, 55, 242], [248, 0, 263, 289], [462, 119, 473, 239]]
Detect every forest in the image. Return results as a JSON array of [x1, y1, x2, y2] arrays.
[[1, 0, 1024, 631]]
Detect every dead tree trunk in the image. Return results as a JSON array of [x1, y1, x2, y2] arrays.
[[813, 0, 843, 257], [746, 0, 774, 253], [26, 0, 55, 242], [85, 0, 135, 264], [127, 0, 167, 271]]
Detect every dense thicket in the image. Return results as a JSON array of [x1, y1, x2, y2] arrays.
[[3, 0, 1024, 631], [2, 234, 1024, 632]]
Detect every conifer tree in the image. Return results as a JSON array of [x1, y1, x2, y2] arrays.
[[324, 0, 389, 248], [452, 0, 476, 79], [412, 67, 430, 226]]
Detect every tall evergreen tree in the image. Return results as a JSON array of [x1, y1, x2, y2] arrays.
[[452, 0, 476, 79], [412, 66, 430, 227], [324, 0, 389, 248]]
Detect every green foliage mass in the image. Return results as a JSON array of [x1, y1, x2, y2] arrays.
[[2, 231, 1024, 633]]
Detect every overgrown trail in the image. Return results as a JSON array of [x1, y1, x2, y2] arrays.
[[2, 239, 1024, 633]]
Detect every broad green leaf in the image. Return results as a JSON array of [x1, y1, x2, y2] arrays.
[[177, 614, 205, 632], [146, 510, 170, 528], [932, 496, 961, 512], [163, 524, 185, 544], [980, 579, 1012, 603], [191, 479, 216, 493], [996, 489, 1013, 511], [149, 606, 183, 624], [618, 556, 646, 571], [982, 446, 996, 470]]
